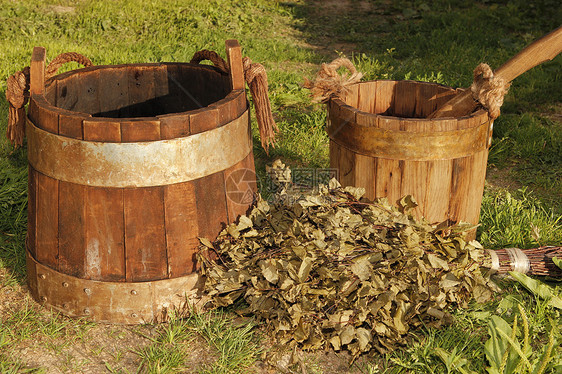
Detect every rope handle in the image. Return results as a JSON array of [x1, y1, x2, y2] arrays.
[[189, 50, 229, 73], [190, 45, 278, 154], [5, 50, 93, 148], [45, 52, 93, 79]]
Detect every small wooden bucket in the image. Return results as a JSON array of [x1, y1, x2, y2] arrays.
[[25, 40, 256, 323], [328, 80, 493, 238]]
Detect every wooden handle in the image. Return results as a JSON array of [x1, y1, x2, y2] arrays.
[[429, 26, 562, 119], [30, 46, 46, 95], [495, 26, 562, 82], [225, 39, 245, 90]]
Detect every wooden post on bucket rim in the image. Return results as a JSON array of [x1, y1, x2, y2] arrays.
[[30, 46, 46, 95], [225, 40, 245, 91]]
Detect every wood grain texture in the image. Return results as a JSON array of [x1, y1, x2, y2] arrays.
[[128, 65, 155, 115], [85, 187, 125, 281], [30, 47, 46, 95], [27, 166, 38, 258], [159, 113, 190, 140], [124, 187, 167, 282], [374, 80, 396, 115], [353, 153, 376, 200], [398, 119, 428, 217], [189, 107, 219, 135], [226, 39, 245, 90], [58, 181, 86, 278], [35, 172, 59, 269], [58, 110, 85, 139], [224, 151, 256, 223], [194, 172, 229, 240], [164, 182, 199, 277], [98, 67, 129, 116], [357, 82, 377, 113], [121, 120, 161, 142], [73, 70, 100, 115], [83, 119, 121, 142], [31, 97, 59, 133]]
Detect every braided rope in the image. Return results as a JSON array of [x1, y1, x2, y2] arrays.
[[45, 52, 93, 79], [189, 50, 229, 73], [470, 63, 510, 120], [5, 67, 30, 147], [5, 52, 92, 147], [303, 57, 363, 103]]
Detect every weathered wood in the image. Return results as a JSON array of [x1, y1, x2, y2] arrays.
[[35, 172, 59, 269], [398, 119, 428, 217], [394, 81, 416, 118], [226, 39, 245, 91], [30, 47, 46, 95], [194, 172, 229, 240], [374, 80, 396, 115], [124, 188, 168, 282], [422, 118, 456, 224], [98, 66, 129, 116], [58, 110, 85, 139], [73, 70, 100, 115], [58, 181, 86, 278], [30, 96, 59, 134], [225, 151, 257, 223], [357, 82, 377, 114], [159, 113, 190, 139], [85, 187, 125, 281], [189, 107, 219, 135], [83, 118, 121, 142], [128, 65, 155, 117], [27, 167, 38, 258], [164, 182, 199, 277], [121, 120, 161, 141], [353, 153, 376, 200]]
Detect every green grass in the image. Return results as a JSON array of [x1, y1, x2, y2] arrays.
[[136, 310, 261, 374], [0, 0, 561, 372]]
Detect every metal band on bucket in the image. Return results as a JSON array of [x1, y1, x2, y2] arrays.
[[26, 249, 200, 324], [27, 111, 251, 187]]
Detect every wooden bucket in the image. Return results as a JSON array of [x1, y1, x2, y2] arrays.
[[25, 40, 256, 323], [328, 80, 493, 239]]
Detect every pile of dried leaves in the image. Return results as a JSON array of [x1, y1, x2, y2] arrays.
[[197, 161, 498, 358]]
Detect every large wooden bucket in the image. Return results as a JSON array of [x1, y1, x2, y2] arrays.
[[25, 41, 256, 323], [328, 80, 493, 239]]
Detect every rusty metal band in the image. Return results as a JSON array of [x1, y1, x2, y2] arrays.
[[26, 111, 251, 187], [26, 249, 201, 324], [327, 116, 492, 161]]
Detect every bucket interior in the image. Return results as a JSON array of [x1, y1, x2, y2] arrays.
[[44, 63, 231, 118], [341, 80, 461, 119]]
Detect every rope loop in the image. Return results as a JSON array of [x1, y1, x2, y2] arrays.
[[5, 52, 93, 147], [45, 52, 93, 79], [470, 63, 510, 120], [190, 50, 229, 73], [304, 57, 363, 103], [191, 49, 278, 154]]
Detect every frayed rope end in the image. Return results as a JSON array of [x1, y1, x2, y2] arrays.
[[303, 58, 363, 103]]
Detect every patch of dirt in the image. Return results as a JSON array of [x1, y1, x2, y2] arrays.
[[298, 0, 386, 57], [485, 166, 522, 192]]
